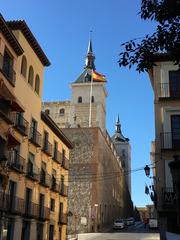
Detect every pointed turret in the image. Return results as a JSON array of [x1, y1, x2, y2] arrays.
[[115, 115, 121, 133], [85, 39, 96, 70], [112, 115, 129, 142]]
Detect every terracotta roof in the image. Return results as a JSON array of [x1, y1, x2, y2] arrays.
[[0, 14, 23, 56], [7, 20, 50, 66], [41, 111, 73, 149]]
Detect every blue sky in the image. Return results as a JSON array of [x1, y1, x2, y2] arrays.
[[1, 0, 156, 207]]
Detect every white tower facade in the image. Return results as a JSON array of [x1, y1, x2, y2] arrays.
[[111, 116, 131, 194]]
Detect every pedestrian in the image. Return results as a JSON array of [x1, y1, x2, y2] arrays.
[[144, 218, 148, 229]]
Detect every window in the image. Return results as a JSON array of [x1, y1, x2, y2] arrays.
[[25, 188, 32, 215], [78, 96, 82, 103], [21, 220, 30, 240], [3, 49, 14, 84], [30, 118, 37, 141], [171, 115, 180, 148], [28, 66, 34, 87], [50, 198, 55, 211], [59, 108, 65, 116], [21, 56, 27, 78], [35, 74, 40, 94], [28, 152, 35, 175], [169, 71, 180, 98], [43, 131, 49, 150], [45, 109, 50, 115], [53, 141, 58, 159], [49, 225, 54, 240], [37, 223, 43, 240], [59, 202, 63, 221], [62, 149, 65, 166], [91, 96, 94, 103]]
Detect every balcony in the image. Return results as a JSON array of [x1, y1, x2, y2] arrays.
[[39, 205, 50, 221], [0, 53, 16, 87], [0, 191, 25, 216], [11, 112, 29, 136], [40, 170, 51, 188], [59, 213, 67, 225], [24, 202, 50, 221], [60, 184, 68, 197], [51, 178, 60, 193], [162, 188, 177, 208], [160, 132, 180, 150], [0, 99, 14, 124], [159, 83, 180, 100], [52, 150, 62, 164], [8, 150, 26, 173], [29, 127, 42, 147], [26, 162, 40, 181], [42, 140, 52, 156], [61, 156, 69, 170]]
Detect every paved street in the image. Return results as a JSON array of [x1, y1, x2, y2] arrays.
[[77, 222, 160, 240]]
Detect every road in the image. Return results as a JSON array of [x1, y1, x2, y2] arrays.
[[77, 222, 160, 240]]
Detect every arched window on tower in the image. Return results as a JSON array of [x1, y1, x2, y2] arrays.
[[59, 108, 65, 116], [91, 96, 94, 103], [21, 56, 27, 78], [78, 96, 82, 103], [28, 66, 34, 87], [35, 74, 40, 95]]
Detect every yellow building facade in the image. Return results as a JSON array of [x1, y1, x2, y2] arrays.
[[0, 14, 72, 240]]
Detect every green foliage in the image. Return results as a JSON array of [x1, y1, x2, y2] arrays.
[[118, 0, 180, 72]]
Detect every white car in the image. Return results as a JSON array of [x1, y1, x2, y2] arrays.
[[113, 219, 125, 229], [125, 217, 135, 226], [149, 218, 158, 229]]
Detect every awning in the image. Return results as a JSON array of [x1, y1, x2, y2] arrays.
[[0, 78, 25, 112], [7, 134, 20, 148]]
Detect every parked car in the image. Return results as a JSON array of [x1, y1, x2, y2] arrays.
[[125, 217, 135, 226], [149, 218, 158, 229], [113, 219, 125, 229]]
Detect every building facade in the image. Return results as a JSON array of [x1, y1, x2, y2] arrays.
[[63, 127, 133, 233], [148, 55, 180, 237], [43, 39, 133, 234], [0, 14, 72, 240]]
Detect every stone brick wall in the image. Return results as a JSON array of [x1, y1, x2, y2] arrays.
[[63, 127, 133, 234]]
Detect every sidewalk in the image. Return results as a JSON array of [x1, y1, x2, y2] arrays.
[[166, 232, 180, 240]]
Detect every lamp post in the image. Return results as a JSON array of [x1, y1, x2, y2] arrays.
[[94, 204, 98, 232], [168, 155, 180, 228]]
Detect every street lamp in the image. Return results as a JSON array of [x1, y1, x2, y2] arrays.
[[168, 155, 180, 227], [94, 204, 98, 232], [144, 165, 150, 177]]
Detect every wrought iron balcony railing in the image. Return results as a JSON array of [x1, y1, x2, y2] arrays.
[[42, 140, 53, 156], [26, 161, 40, 181], [0, 191, 25, 216], [8, 150, 26, 173], [61, 156, 69, 170], [11, 112, 29, 136], [0, 99, 14, 124], [159, 83, 180, 99], [29, 127, 42, 147], [51, 178, 60, 193], [39, 170, 51, 187], [60, 184, 68, 197], [162, 187, 177, 207], [160, 132, 180, 150], [52, 150, 62, 164], [0, 53, 16, 86], [25, 201, 50, 221], [59, 213, 67, 225]]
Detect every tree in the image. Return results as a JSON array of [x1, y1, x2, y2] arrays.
[[118, 0, 180, 73]]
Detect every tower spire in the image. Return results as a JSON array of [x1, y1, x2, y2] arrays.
[[115, 115, 121, 133], [85, 32, 96, 70]]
